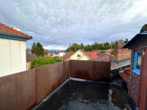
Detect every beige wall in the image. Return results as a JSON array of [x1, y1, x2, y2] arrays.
[[0, 38, 26, 77], [27, 62, 31, 70], [67, 50, 90, 60]]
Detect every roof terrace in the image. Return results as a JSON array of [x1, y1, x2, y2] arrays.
[[0, 60, 137, 110]]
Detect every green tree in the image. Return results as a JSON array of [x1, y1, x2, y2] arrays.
[[80, 43, 84, 49], [101, 50, 106, 54], [31, 42, 44, 57], [111, 49, 115, 55], [53, 56, 63, 62], [44, 49, 49, 55], [84, 45, 91, 51], [31, 57, 55, 68], [103, 42, 111, 49], [31, 42, 37, 54]]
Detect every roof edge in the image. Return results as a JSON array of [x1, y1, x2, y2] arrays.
[[0, 32, 32, 40]]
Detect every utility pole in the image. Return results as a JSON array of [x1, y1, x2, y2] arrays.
[[69, 43, 71, 61], [110, 41, 112, 62]]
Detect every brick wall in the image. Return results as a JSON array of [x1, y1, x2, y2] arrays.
[[129, 38, 147, 106], [129, 72, 140, 104], [114, 44, 131, 59]]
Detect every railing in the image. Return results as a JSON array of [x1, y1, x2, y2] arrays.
[[111, 57, 131, 70]]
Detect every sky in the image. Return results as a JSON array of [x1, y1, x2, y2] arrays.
[[0, 0, 147, 50]]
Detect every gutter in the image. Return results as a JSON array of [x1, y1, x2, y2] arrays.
[[0, 31, 32, 40]]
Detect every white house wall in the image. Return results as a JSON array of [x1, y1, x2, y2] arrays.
[[0, 38, 26, 77]]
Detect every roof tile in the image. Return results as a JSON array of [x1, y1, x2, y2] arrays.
[[0, 22, 32, 39]]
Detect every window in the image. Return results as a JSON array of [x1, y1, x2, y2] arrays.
[[132, 50, 142, 75], [77, 54, 81, 57]]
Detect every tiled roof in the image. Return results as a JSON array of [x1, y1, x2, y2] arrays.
[[26, 53, 37, 62], [119, 68, 130, 84], [0, 22, 32, 39], [80, 49, 91, 59], [91, 53, 114, 62], [63, 53, 74, 60], [86, 50, 99, 58], [44, 53, 53, 58]]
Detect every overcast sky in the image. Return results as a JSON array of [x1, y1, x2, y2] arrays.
[[0, 0, 147, 50]]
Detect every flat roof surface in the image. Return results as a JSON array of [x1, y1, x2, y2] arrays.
[[33, 78, 137, 110]]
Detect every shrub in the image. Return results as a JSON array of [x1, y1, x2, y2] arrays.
[[31, 57, 55, 68], [53, 56, 63, 62], [101, 50, 106, 54], [46, 57, 56, 64]]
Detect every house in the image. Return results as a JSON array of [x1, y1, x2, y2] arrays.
[[0, 22, 32, 77], [114, 43, 131, 59], [45, 51, 66, 58], [105, 49, 111, 55], [44, 53, 53, 58], [26, 53, 37, 70], [66, 49, 91, 60], [123, 24, 147, 110], [86, 50, 99, 58], [62, 53, 74, 60], [91, 53, 114, 62]]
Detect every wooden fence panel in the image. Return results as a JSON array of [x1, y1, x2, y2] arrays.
[[0, 69, 37, 110], [93, 62, 110, 81], [36, 62, 64, 104], [70, 60, 94, 80], [70, 60, 110, 81], [63, 61, 70, 82]]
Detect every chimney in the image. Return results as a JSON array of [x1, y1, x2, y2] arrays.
[[124, 39, 128, 44], [11, 26, 20, 31]]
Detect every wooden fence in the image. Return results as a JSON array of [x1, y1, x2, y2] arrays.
[[0, 60, 110, 110]]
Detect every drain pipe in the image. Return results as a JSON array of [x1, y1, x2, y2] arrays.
[[109, 89, 112, 101]]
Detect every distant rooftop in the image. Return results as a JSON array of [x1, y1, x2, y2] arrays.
[[0, 22, 32, 39]]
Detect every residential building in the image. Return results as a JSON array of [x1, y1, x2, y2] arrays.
[[0, 22, 32, 77], [26, 53, 37, 70], [86, 50, 99, 58], [91, 53, 114, 62], [123, 24, 147, 110], [62, 53, 74, 60], [45, 51, 66, 58], [114, 43, 131, 59], [66, 49, 91, 60]]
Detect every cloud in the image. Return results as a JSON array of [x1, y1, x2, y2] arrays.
[[0, 0, 147, 50]]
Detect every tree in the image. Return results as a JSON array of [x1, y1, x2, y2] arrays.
[[84, 45, 91, 51], [44, 49, 49, 55], [80, 43, 84, 49], [111, 49, 115, 55], [31, 42, 37, 54], [103, 42, 111, 49], [53, 56, 63, 62], [101, 50, 106, 54], [31, 57, 55, 68], [31, 42, 44, 57]]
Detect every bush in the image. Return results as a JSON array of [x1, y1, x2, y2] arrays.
[[53, 56, 63, 62], [101, 50, 106, 54], [31, 57, 55, 68], [46, 57, 56, 64]]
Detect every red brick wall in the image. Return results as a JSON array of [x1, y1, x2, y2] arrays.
[[129, 72, 140, 104], [115, 44, 131, 59], [129, 38, 147, 106]]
